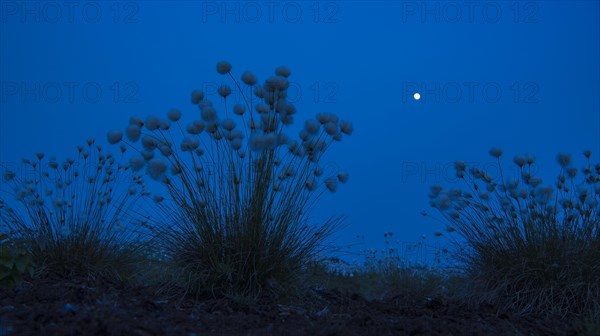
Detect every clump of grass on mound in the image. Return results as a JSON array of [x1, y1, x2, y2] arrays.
[[108, 61, 352, 299], [427, 148, 600, 319], [0, 140, 150, 281]]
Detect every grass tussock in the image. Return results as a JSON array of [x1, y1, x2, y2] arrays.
[[0, 142, 150, 281], [107, 62, 352, 299], [428, 148, 600, 319]]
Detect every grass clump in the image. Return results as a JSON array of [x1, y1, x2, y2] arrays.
[[0, 141, 150, 281], [428, 148, 600, 319], [108, 62, 352, 299]]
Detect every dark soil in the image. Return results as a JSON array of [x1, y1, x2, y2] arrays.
[[0, 275, 583, 336]]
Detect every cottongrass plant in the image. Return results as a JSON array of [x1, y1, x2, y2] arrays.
[[0, 139, 150, 281], [427, 148, 600, 319], [108, 61, 352, 299]]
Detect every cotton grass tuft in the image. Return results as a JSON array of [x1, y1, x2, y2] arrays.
[[167, 109, 182, 122], [430, 148, 600, 319], [216, 60, 232, 74], [107, 61, 352, 299], [107, 130, 123, 144]]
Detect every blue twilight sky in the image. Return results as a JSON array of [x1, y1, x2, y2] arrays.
[[1, 1, 599, 266]]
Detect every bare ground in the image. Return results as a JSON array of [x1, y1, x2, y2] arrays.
[[0, 275, 583, 336]]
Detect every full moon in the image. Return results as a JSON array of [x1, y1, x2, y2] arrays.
[[413, 93, 421, 100]]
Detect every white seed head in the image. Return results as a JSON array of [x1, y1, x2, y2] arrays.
[[264, 133, 277, 148], [186, 122, 201, 135], [201, 107, 217, 121], [489, 147, 503, 158], [305, 178, 317, 191], [107, 130, 123, 144], [142, 150, 154, 161], [198, 100, 213, 109], [146, 158, 167, 180], [340, 120, 353, 135], [145, 116, 161, 131], [254, 86, 265, 98], [230, 130, 243, 140], [218, 84, 232, 98], [206, 122, 219, 134], [316, 112, 338, 124], [299, 130, 309, 142], [556, 153, 572, 167], [275, 66, 291, 78], [429, 184, 443, 198], [231, 138, 242, 151], [222, 118, 236, 131], [265, 76, 289, 91], [125, 124, 141, 142], [241, 71, 257, 85], [141, 136, 158, 150], [159, 145, 173, 156], [526, 154, 536, 165], [129, 116, 143, 127], [216, 60, 232, 74], [325, 178, 338, 192], [304, 119, 320, 135], [180, 136, 200, 152], [583, 150, 591, 159], [167, 108, 182, 122], [191, 90, 204, 104], [324, 122, 338, 136], [337, 170, 349, 183], [255, 104, 269, 114], [233, 104, 246, 116], [513, 155, 526, 167], [281, 115, 294, 125]]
